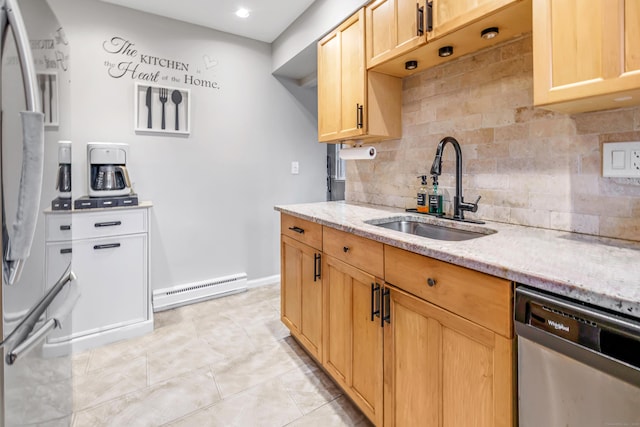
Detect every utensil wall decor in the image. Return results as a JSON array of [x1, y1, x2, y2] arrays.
[[134, 83, 190, 135], [36, 71, 59, 127]]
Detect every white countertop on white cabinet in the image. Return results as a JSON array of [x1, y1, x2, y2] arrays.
[[275, 201, 640, 318]]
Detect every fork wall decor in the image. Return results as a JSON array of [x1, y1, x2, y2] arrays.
[[134, 83, 190, 135], [37, 71, 59, 127]]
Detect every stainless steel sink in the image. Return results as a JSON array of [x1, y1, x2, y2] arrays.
[[372, 219, 494, 241]]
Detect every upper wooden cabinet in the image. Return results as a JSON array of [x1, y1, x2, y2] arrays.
[[431, 0, 519, 40], [367, 0, 531, 77], [366, 0, 429, 69], [318, 8, 402, 143], [533, 0, 640, 113]]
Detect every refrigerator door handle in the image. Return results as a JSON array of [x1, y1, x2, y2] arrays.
[[3, 0, 40, 112], [1, 266, 77, 364], [1, 0, 46, 285]]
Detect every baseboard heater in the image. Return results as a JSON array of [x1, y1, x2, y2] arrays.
[[153, 273, 247, 312]]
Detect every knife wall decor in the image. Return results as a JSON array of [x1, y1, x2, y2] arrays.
[[36, 71, 58, 127], [134, 83, 190, 135]]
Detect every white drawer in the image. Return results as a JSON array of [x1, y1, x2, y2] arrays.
[[45, 213, 73, 242], [71, 209, 147, 240], [47, 208, 147, 242]]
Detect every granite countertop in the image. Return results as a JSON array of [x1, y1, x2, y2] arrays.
[[275, 201, 640, 318]]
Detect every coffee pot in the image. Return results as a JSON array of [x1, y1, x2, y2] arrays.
[[87, 142, 132, 197], [56, 141, 71, 199]]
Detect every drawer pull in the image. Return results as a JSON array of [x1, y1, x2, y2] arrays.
[[94, 221, 122, 228], [381, 288, 390, 327], [93, 243, 121, 250], [288, 226, 305, 234], [427, 277, 437, 287], [343, 246, 350, 253], [60, 248, 72, 254], [59, 225, 71, 231], [371, 283, 381, 321], [313, 253, 322, 282]]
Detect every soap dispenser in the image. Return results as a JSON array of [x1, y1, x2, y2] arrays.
[[417, 175, 429, 213], [428, 175, 443, 215]]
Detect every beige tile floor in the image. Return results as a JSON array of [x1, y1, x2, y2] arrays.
[[71, 284, 372, 427]]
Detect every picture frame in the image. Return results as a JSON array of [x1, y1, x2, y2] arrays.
[[37, 71, 58, 127], [134, 83, 190, 135]]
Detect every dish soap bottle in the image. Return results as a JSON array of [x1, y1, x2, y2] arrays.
[[417, 175, 429, 213], [429, 175, 443, 215]]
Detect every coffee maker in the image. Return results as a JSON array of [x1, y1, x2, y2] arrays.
[[51, 141, 72, 210], [56, 141, 71, 198], [87, 142, 132, 197]]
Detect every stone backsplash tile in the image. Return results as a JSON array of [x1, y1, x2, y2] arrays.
[[345, 34, 640, 241]]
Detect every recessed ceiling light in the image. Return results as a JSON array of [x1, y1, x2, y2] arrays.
[[236, 8, 250, 18]]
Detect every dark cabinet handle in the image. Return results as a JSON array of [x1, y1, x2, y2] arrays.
[[313, 253, 322, 282], [417, 3, 424, 36], [60, 248, 72, 254], [356, 104, 363, 129], [59, 224, 71, 231], [288, 226, 305, 234], [343, 246, 350, 253], [94, 221, 122, 228], [427, 277, 437, 287], [426, 1, 433, 32], [371, 283, 381, 321], [93, 243, 121, 250], [381, 288, 391, 327]]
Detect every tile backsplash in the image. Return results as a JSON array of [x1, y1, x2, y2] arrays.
[[346, 34, 640, 241]]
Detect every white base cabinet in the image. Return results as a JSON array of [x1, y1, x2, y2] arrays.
[[44, 203, 153, 356]]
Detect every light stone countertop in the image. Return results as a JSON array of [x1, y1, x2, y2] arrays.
[[275, 201, 640, 318]]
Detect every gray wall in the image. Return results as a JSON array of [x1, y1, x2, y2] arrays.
[[50, 0, 327, 290]]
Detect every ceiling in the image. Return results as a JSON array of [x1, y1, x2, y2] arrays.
[[100, 0, 317, 43]]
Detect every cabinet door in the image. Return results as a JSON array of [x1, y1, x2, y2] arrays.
[[318, 9, 366, 142], [384, 286, 514, 427], [323, 255, 383, 426], [431, 0, 517, 40], [533, 0, 640, 112], [366, 0, 428, 69], [47, 234, 148, 342], [281, 235, 323, 360]]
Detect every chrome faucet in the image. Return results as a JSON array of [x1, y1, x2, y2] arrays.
[[429, 136, 481, 221]]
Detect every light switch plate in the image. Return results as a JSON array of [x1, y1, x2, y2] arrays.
[[602, 141, 640, 177], [291, 161, 299, 175]]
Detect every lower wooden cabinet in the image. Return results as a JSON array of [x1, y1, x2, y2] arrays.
[[279, 215, 515, 426], [281, 235, 323, 360], [383, 285, 514, 427], [323, 255, 384, 426]]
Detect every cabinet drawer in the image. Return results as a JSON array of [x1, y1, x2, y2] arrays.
[[323, 227, 384, 278], [384, 245, 512, 337], [281, 214, 322, 251], [70, 209, 147, 240], [46, 213, 74, 242]]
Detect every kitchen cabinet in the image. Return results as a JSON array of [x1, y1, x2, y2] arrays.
[[318, 8, 402, 143], [366, 0, 428, 69], [383, 285, 514, 427], [322, 226, 384, 426], [367, 0, 531, 78], [384, 245, 515, 427], [430, 0, 519, 40], [533, 0, 640, 113], [43, 204, 153, 356], [280, 214, 323, 361]]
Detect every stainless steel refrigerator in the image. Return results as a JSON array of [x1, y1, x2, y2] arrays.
[[1, 1, 76, 425]]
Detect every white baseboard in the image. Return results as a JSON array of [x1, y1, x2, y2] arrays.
[[247, 274, 280, 289]]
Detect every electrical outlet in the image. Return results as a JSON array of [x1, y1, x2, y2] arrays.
[[291, 161, 299, 175], [632, 150, 640, 172], [603, 142, 640, 177]]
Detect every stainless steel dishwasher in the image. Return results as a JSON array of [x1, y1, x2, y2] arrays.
[[515, 286, 640, 427]]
